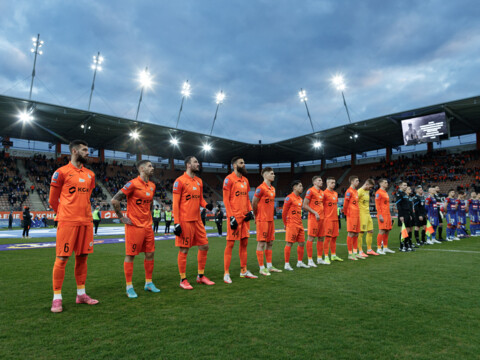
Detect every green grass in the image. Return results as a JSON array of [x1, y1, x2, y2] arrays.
[[1, 220, 479, 359]]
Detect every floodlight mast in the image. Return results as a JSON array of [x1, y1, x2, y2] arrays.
[[29, 34, 44, 100], [299, 88, 315, 132], [135, 66, 150, 121], [209, 90, 225, 135], [176, 80, 190, 128], [331, 75, 352, 124], [88, 51, 103, 111]]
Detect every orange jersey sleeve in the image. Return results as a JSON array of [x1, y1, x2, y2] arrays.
[[121, 177, 155, 228], [50, 163, 95, 225], [344, 187, 359, 217], [173, 173, 204, 222], [305, 187, 324, 219], [283, 193, 303, 228], [375, 189, 390, 215], [323, 189, 338, 220], [254, 182, 275, 222]]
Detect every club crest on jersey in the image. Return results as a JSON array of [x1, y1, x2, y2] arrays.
[[150, 187, 153, 191], [173, 181, 179, 189], [87, 174, 91, 179], [124, 182, 132, 189], [196, 182, 200, 186], [79, 178, 86, 183], [241, 184, 244, 188]]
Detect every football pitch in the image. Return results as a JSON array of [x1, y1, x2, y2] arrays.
[[1, 219, 479, 359]]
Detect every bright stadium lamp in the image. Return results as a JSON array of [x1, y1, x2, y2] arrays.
[[330, 74, 352, 124], [298, 88, 315, 132], [313, 141, 322, 149], [18, 110, 33, 123], [29, 34, 44, 100], [130, 129, 140, 140], [170, 137, 179, 146], [176, 80, 191, 128], [210, 90, 225, 135], [203, 143, 212, 152], [135, 67, 153, 121], [88, 51, 103, 112]]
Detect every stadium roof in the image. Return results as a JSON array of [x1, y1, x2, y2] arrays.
[[1, 94, 480, 164]]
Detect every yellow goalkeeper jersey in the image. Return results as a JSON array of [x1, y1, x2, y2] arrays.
[[358, 188, 371, 216]]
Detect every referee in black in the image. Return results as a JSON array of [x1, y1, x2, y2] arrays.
[[434, 185, 445, 241], [214, 205, 224, 236], [412, 185, 427, 246], [395, 181, 414, 252]]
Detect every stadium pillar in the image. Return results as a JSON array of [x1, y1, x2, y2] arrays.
[[56, 142, 61, 162], [227, 163, 231, 173], [477, 132, 480, 150], [3, 136, 10, 157], [427, 142, 433, 153], [137, 153, 142, 161], [290, 161, 294, 176], [99, 148, 105, 163], [170, 157, 174, 171], [321, 157, 325, 171], [386, 146, 392, 163], [351, 153, 356, 166], [259, 162, 262, 174]]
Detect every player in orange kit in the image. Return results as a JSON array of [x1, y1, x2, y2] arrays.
[[303, 176, 326, 266], [111, 160, 160, 298], [49, 140, 99, 313], [172, 156, 215, 290], [343, 176, 363, 261], [375, 178, 395, 254], [283, 180, 309, 270], [223, 156, 257, 283], [323, 177, 343, 264], [252, 167, 282, 276]]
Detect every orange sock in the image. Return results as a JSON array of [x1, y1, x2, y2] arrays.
[[197, 250, 207, 275], [124, 261, 134, 285], [306, 240, 313, 259], [239, 238, 248, 272], [347, 236, 353, 253], [383, 233, 389, 247], [144, 259, 154, 282], [74, 256, 88, 287], [377, 233, 383, 247], [324, 237, 331, 256], [353, 237, 358, 253], [265, 249, 273, 264], [178, 252, 187, 279], [52, 258, 68, 292], [256, 250, 264, 267], [330, 237, 337, 254], [317, 240, 324, 257], [297, 245, 304, 262], [224, 240, 235, 274], [284, 245, 291, 263]]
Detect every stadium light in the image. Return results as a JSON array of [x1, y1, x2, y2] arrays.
[[313, 141, 322, 148], [130, 129, 140, 140], [330, 74, 352, 124], [210, 90, 225, 135], [349, 133, 359, 141], [298, 88, 315, 132], [176, 80, 191, 129], [88, 51, 103, 111], [203, 143, 212, 152], [135, 67, 152, 121], [29, 34, 44, 100], [170, 137, 179, 146], [18, 110, 33, 123]]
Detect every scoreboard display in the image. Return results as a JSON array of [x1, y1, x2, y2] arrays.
[[401, 112, 449, 146]]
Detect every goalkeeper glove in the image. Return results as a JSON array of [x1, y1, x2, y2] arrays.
[[173, 223, 182, 236], [229, 216, 238, 230], [206, 203, 214, 211], [244, 211, 254, 222]]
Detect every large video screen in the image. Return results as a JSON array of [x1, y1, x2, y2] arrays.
[[401, 112, 449, 145]]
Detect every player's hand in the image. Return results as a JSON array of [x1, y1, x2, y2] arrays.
[[206, 203, 214, 211], [379, 214, 384, 223], [229, 216, 238, 230], [173, 223, 182, 236], [244, 211, 254, 222], [399, 216, 404, 223], [314, 211, 320, 221], [419, 216, 423, 221], [120, 217, 133, 225]]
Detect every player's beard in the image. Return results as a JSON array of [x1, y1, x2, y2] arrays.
[[77, 154, 88, 164], [192, 164, 202, 175], [237, 166, 247, 177]]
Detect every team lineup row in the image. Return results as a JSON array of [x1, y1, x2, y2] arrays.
[[47, 140, 466, 313]]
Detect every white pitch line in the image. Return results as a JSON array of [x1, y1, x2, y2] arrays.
[[421, 248, 480, 254]]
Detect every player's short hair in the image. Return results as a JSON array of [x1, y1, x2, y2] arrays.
[[448, 188, 455, 194], [379, 178, 388, 184], [326, 177, 335, 182], [261, 167, 273, 176], [184, 156, 196, 167], [364, 178, 375, 185], [69, 139, 88, 153], [312, 175, 322, 183], [136, 159, 151, 170], [291, 180, 302, 190], [231, 156, 243, 166], [400, 181, 407, 186], [458, 190, 464, 195], [349, 175, 359, 184]]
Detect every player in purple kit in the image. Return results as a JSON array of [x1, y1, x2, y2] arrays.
[[444, 189, 457, 241], [425, 187, 441, 244], [468, 192, 478, 236], [456, 192, 468, 238]]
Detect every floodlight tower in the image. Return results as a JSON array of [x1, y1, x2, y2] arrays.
[[298, 88, 315, 132], [135, 67, 152, 121], [330, 74, 352, 124], [88, 51, 103, 111], [209, 90, 225, 135], [176, 80, 191, 128], [29, 34, 44, 100]]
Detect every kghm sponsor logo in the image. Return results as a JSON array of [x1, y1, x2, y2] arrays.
[[186, 194, 201, 201], [69, 187, 89, 194], [235, 191, 248, 196]]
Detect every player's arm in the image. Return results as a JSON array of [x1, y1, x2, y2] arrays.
[[172, 180, 183, 224], [282, 199, 290, 228], [302, 197, 319, 220], [48, 170, 64, 212], [375, 193, 384, 222], [343, 192, 350, 216], [199, 181, 212, 210], [252, 196, 259, 217], [111, 190, 132, 225], [222, 179, 233, 218]]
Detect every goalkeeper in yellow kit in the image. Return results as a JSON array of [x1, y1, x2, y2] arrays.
[[358, 179, 379, 256]]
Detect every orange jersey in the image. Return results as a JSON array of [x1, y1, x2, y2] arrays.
[[254, 182, 275, 221], [375, 188, 391, 215], [172, 172, 208, 223], [282, 192, 303, 228], [305, 186, 324, 219], [121, 176, 155, 228], [343, 187, 359, 218], [323, 189, 338, 220], [50, 163, 95, 225], [223, 172, 252, 218]]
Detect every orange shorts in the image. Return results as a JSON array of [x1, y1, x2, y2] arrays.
[[378, 214, 392, 230], [56, 223, 94, 257], [324, 219, 339, 238], [227, 218, 250, 240], [175, 220, 208, 248], [307, 217, 325, 237], [125, 225, 155, 255], [347, 216, 361, 233], [256, 221, 275, 242], [285, 225, 305, 243]]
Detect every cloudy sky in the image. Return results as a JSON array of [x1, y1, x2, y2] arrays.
[[1, 0, 480, 144]]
